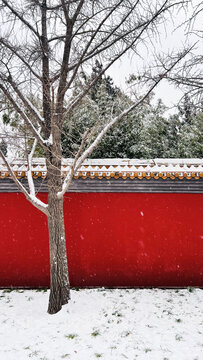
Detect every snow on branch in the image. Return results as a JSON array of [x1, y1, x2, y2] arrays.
[[21, 96, 45, 127], [0, 150, 49, 215], [57, 129, 89, 199], [58, 48, 191, 198], [27, 138, 38, 198]]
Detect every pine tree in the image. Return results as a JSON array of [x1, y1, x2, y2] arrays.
[[0, 139, 7, 156], [178, 111, 203, 157], [62, 65, 169, 159], [178, 94, 197, 125]]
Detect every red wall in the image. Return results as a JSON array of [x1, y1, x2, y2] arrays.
[[0, 192, 203, 288]]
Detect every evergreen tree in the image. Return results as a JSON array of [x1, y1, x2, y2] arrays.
[[178, 94, 197, 125], [164, 115, 181, 158], [62, 62, 126, 157], [3, 65, 202, 160], [178, 111, 203, 157], [62, 64, 168, 159], [130, 100, 170, 158], [0, 139, 7, 156]]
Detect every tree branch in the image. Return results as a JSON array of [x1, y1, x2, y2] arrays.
[[57, 129, 89, 199], [41, 0, 51, 137], [63, 0, 127, 92], [0, 75, 44, 127], [0, 38, 42, 81], [27, 138, 38, 197], [0, 150, 49, 215], [71, 0, 85, 23], [2, 0, 40, 38], [58, 47, 191, 197], [0, 83, 48, 149], [65, 0, 171, 116]]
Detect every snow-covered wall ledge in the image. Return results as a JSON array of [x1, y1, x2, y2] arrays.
[[0, 158, 202, 181]]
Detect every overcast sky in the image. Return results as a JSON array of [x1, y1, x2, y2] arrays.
[[0, 0, 202, 117], [107, 0, 203, 114]]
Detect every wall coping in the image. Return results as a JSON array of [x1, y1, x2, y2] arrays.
[[0, 158, 202, 180]]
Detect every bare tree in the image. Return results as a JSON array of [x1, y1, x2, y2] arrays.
[[0, 0, 188, 314], [165, 0, 203, 106], [166, 52, 203, 107]]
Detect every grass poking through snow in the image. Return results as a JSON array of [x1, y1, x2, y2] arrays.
[[0, 288, 202, 360]]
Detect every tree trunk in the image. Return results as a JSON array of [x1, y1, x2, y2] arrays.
[[47, 193, 70, 314], [46, 122, 70, 314]]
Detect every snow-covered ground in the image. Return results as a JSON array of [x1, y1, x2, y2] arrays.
[[0, 288, 203, 360]]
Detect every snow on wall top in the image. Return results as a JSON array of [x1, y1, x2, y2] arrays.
[[0, 158, 202, 180]]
